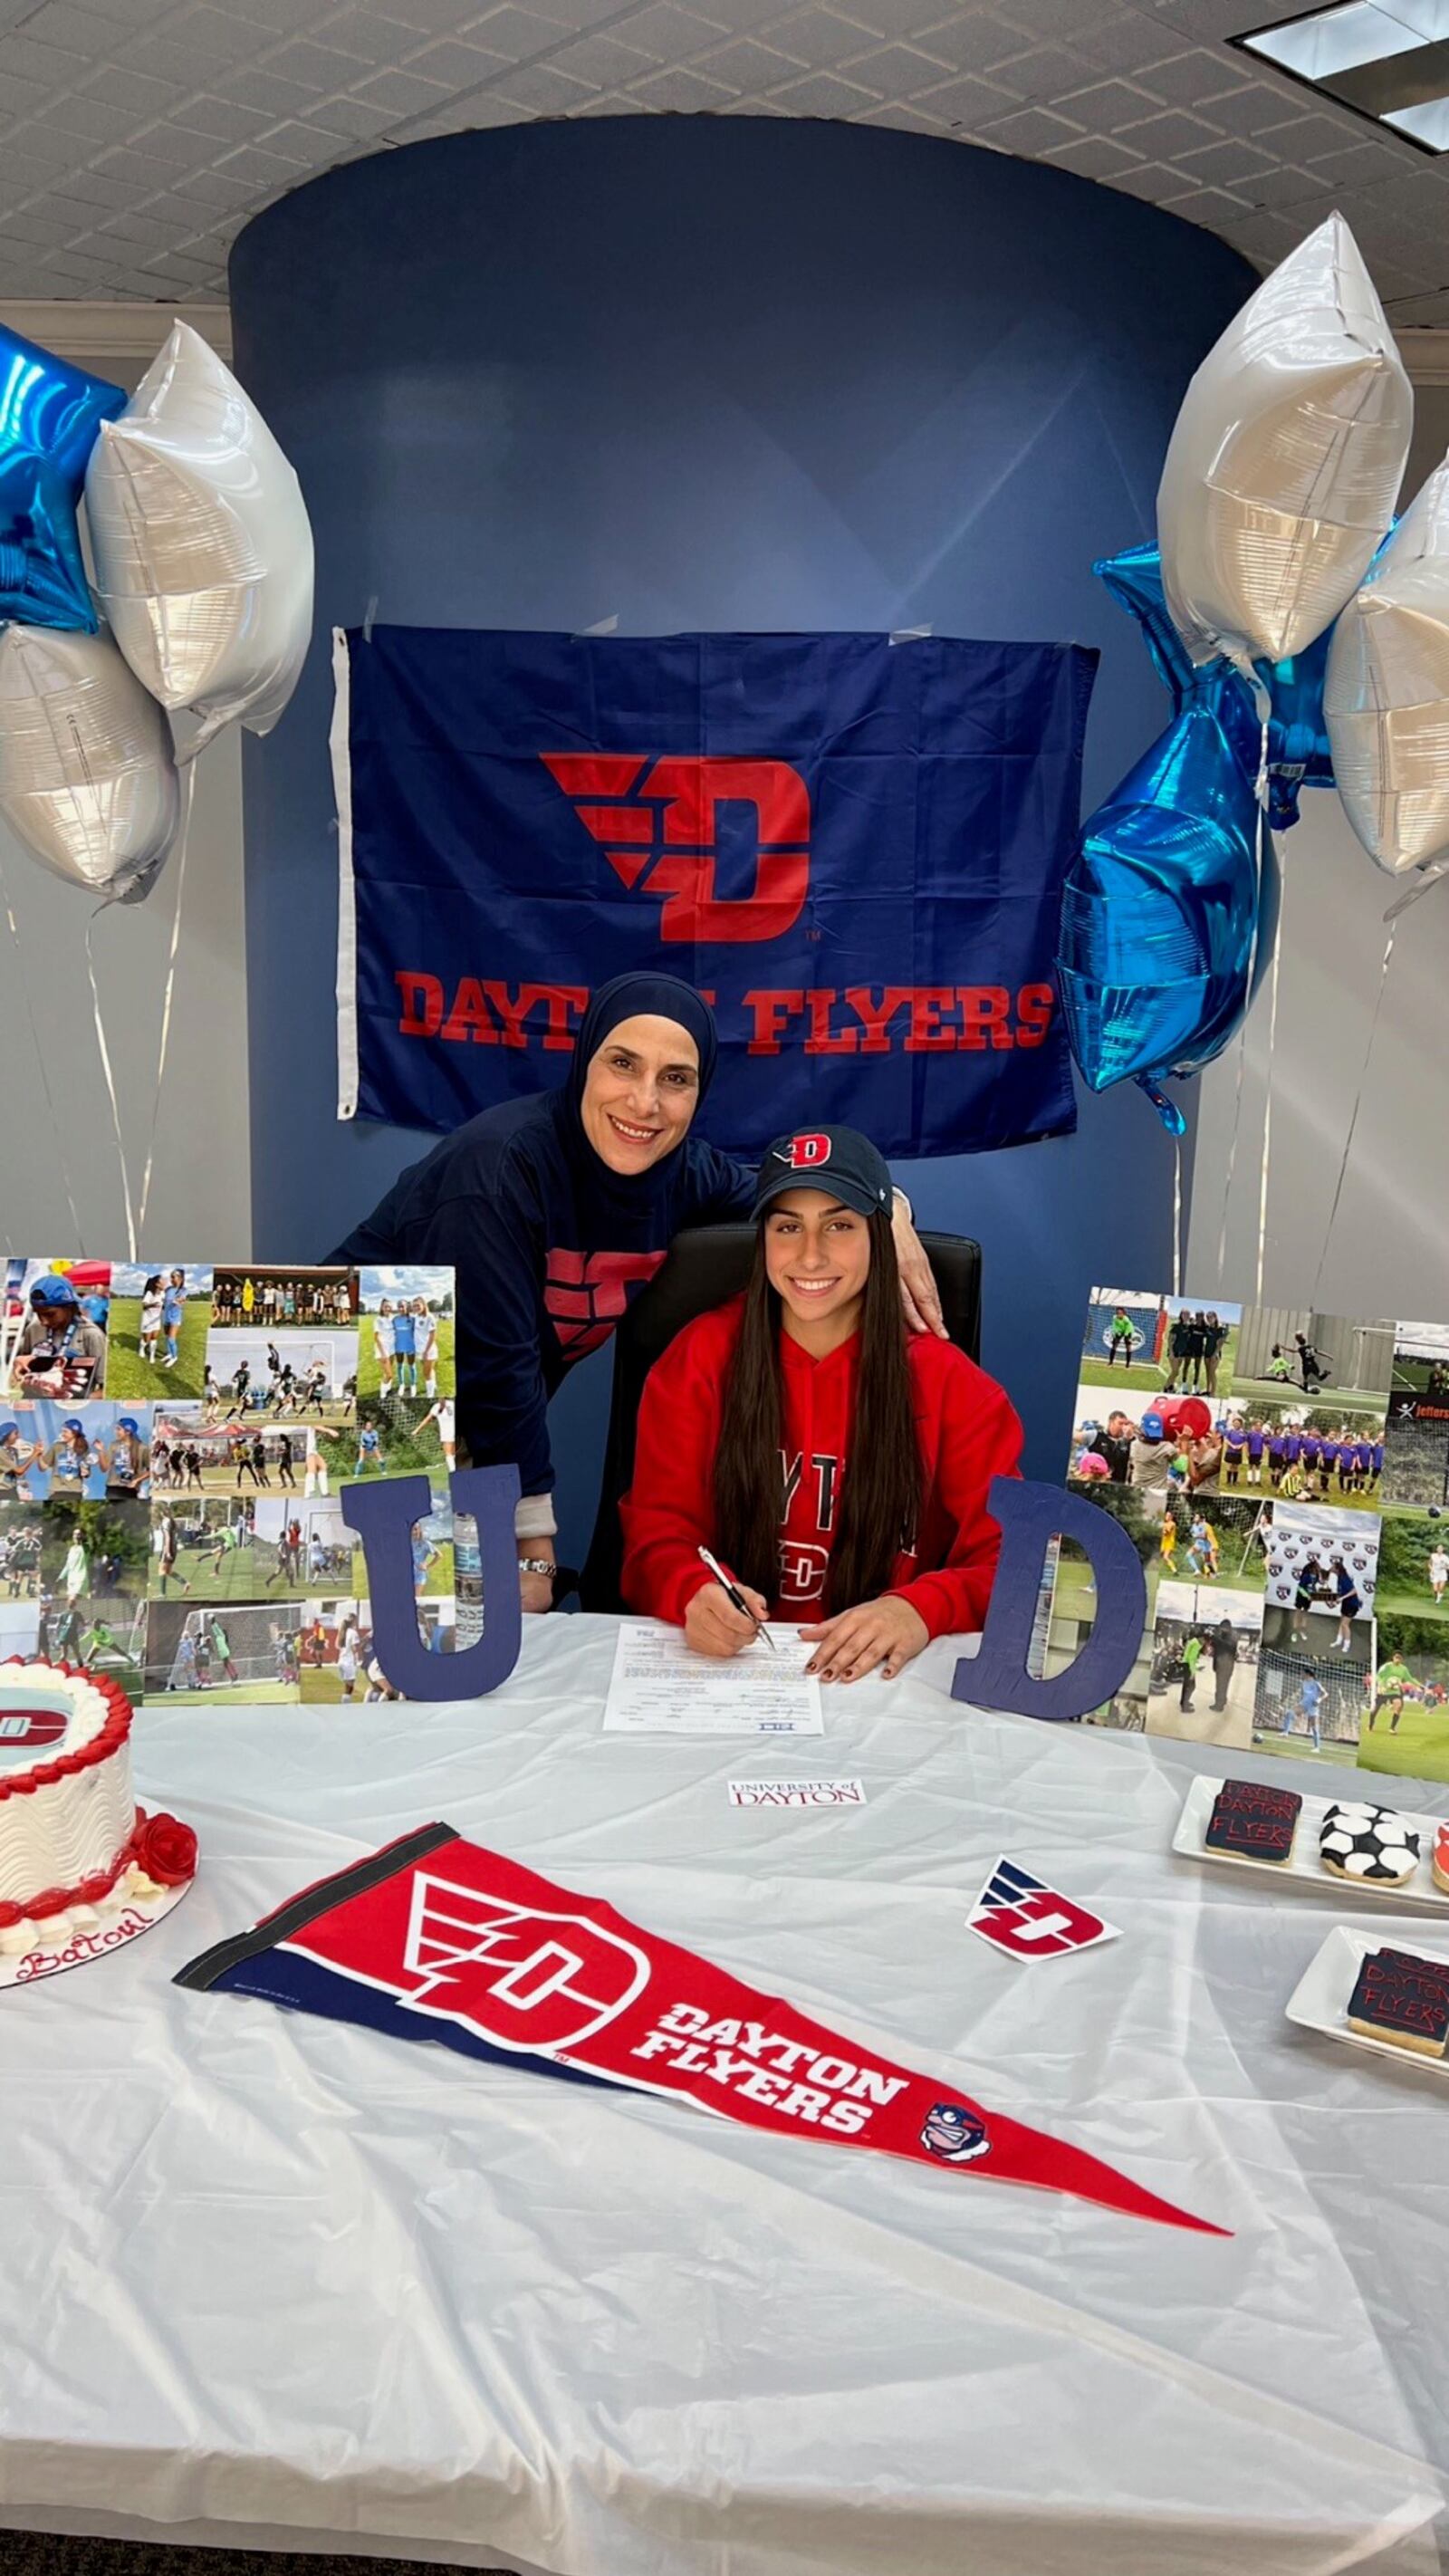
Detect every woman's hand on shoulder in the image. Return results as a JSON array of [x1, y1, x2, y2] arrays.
[[890, 1199, 946, 1339], [800, 1594, 928, 1682], [685, 1578, 768, 1658]]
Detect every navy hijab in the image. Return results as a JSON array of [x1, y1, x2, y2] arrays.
[[551, 972, 720, 1231]]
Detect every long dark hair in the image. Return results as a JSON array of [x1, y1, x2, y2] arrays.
[[714, 1208, 921, 1615]]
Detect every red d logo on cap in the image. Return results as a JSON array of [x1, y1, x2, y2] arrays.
[[786, 1133, 831, 1168]]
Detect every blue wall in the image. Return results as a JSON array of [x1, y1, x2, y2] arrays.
[[230, 115, 1253, 1557]]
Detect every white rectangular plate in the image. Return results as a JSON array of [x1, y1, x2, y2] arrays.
[[1286, 1924, 1449, 2077], [1174, 1773, 1449, 1908]]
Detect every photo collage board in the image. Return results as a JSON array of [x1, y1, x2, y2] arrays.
[[1056, 1291, 1449, 1784], [0, 1261, 465, 1708]]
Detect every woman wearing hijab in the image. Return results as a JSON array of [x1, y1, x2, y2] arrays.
[[330, 973, 943, 1611]]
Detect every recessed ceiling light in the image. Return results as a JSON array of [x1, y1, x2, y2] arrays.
[[1233, 2, 1449, 150]]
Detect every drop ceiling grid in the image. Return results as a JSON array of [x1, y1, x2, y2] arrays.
[[1, 0, 1448, 316]]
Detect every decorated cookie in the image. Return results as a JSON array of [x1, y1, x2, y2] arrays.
[[1347, 1945, 1449, 2058], [1319, 1802, 1421, 1888], [1435, 1822, 1449, 1897], [1204, 1779, 1300, 1865]]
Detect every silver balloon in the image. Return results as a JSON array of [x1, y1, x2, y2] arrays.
[[84, 321, 313, 743], [1327, 454, 1449, 875], [0, 621, 178, 901], [1159, 215, 1412, 670]]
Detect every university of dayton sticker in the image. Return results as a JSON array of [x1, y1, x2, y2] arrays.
[[967, 1858, 1120, 1963]]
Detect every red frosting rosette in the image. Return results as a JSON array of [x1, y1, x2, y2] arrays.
[[130, 1810, 199, 1889]]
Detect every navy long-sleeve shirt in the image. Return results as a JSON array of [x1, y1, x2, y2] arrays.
[[331, 1091, 753, 1495]]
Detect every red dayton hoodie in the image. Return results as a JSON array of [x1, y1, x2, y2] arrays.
[[619, 1297, 1023, 1639]]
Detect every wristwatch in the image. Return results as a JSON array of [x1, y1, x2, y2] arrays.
[[518, 1557, 557, 1578]]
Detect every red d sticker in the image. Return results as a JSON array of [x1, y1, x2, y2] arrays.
[[967, 1858, 1119, 1962]]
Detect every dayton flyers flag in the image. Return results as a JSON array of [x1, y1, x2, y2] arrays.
[[178, 1826, 1221, 2234], [331, 628, 1097, 1157]]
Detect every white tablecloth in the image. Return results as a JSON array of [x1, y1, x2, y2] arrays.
[[1, 1617, 1445, 2576]]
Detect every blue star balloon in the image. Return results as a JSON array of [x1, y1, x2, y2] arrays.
[[1056, 684, 1280, 1132], [1095, 541, 1333, 831], [0, 323, 125, 632]]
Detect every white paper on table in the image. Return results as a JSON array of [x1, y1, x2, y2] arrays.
[[601, 1619, 823, 1735]]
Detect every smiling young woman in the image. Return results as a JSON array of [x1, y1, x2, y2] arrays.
[[330, 985, 949, 1616], [619, 1126, 1022, 1683]]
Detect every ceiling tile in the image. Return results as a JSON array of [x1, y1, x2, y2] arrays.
[[694, 33, 802, 81], [1205, 80, 1319, 139], [612, 4, 732, 53], [1069, 13, 1183, 74], [1157, 180, 1255, 218], [0, 73, 55, 120], [837, 39, 956, 85], [1169, 135, 1279, 187], [550, 30, 662, 77], [977, 101, 1088, 151], [982, 43, 1096, 99], [253, 117, 353, 162], [316, 8, 435, 62], [461, 4, 567, 58], [1233, 162, 1327, 210], [489, 57, 598, 103], [767, 65, 878, 106], [80, 63, 180, 112], [11, 1, 135, 54], [46, 165, 139, 205], [405, 36, 516, 77], [32, 96, 139, 144], [0, 30, 92, 80], [1128, 47, 1248, 107], [218, 68, 332, 114], [1058, 76, 1165, 128], [1106, 158, 1199, 202], [767, 11, 891, 70], [1042, 130, 1145, 176], [168, 96, 279, 140], [1113, 105, 1223, 156], [850, 96, 950, 128], [882, 10, 1015, 69], [626, 61, 734, 101], [348, 63, 454, 105], [298, 92, 401, 132], [908, 68, 1018, 125]]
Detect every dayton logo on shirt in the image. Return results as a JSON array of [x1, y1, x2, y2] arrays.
[[966, 1858, 1120, 1961], [401, 1872, 651, 2052], [542, 754, 811, 945], [543, 1248, 667, 1358]]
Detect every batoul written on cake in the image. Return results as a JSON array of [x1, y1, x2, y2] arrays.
[[0, 1659, 196, 1964]]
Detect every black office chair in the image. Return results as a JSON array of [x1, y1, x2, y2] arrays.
[[576, 1225, 983, 1613]]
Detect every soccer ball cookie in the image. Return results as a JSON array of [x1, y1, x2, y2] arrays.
[[1319, 1802, 1420, 1889]]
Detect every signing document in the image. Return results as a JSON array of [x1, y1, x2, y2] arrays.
[[602, 1619, 824, 1736]]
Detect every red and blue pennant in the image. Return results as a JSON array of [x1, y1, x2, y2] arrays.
[[179, 1825, 1223, 2234]]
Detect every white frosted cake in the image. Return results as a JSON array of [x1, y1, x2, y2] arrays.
[[0, 1659, 139, 1952]]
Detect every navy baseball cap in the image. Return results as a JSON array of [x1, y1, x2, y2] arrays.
[[118, 1417, 139, 1435], [753, 1127, 893, 1222]]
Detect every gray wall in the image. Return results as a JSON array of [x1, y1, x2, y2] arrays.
[[0, 311, 251, 1266], [1184, 784, 1449, 1317]]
